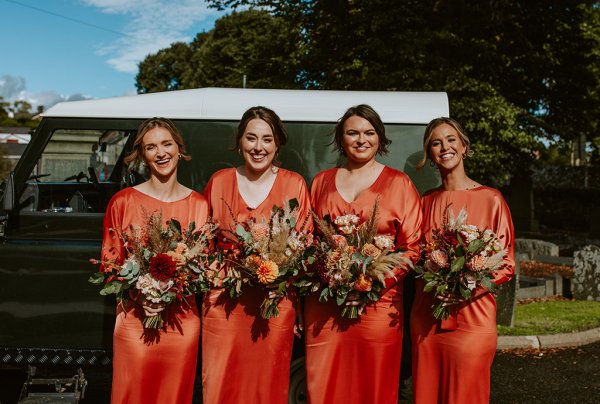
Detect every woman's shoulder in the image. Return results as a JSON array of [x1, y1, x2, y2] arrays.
[[108, 186, 137, 204], [312, 167, 337, 182], [277, 167, 307, 184], [208, 167, 236, 182]]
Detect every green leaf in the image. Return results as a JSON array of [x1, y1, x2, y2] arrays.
[[467, 239, 485, 254], [450, 256, 465, 273], [319, 287, 330, 302], [336, 290, 348, 306], [169, 219, 182, 237], [88, 272, 106, 284]]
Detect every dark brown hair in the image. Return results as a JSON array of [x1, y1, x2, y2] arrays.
[[124, 117, 190, 166], [416, 117, 472, 170], [332, 104, 391, 156], [234, 106, 288, 151]]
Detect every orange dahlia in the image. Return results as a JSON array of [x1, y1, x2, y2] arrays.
[[354, 273, 373, 292], [256, 260, 279, 284]]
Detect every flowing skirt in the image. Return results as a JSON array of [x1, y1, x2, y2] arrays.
[[410, 279, 498, 404], [304, 285, 404, 404], [201, 286, 296, 404], [111, 299, 200, 404]]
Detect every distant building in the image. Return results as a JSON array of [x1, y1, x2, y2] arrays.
[[0, 126, 32, 169]]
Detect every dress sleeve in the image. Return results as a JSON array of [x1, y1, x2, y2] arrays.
[[101, 196, 125, 269], [385, 175, 423, 288], [492, 195, 515, 286]]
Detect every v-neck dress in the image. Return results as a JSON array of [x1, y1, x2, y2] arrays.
[[201, 167, 312, 404], [410, 186, 515, 404], [304, 166, 422, 404], [101, 187, 209, 404]]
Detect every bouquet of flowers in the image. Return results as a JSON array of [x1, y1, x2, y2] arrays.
[[415, 206, 508, 320], [303, 200, 412, 318], [218, 198, 312, 319], [89, 210, 217, 329]]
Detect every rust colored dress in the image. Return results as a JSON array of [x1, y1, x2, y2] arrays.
[[305, 166, 422, 404], [101, 187, 208, 404], [201, 167, 311, 404], [410, 186, 515, 404]]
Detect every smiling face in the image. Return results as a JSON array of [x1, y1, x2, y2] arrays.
[[240, 118, 278, 175], [341, 115, 380, 164], [428, 123, 468, 172], [141, 127, 180, 179]]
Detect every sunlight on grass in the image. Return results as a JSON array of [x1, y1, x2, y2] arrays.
[[497, 300, 600, 336]]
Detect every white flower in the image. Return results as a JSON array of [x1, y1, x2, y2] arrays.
[[373, 235, 394, 250], [334, 214, 360, 234]]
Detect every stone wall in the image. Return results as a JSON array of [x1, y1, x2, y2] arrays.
[[572, 245, 600, 301]]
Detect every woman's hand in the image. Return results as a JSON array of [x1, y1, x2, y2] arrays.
[[141, 298, 166, 317], [344, 291, 361, 306], [436, 292, 466, 307], [265, 283, 284, 299], [294, 300, 304, 338]]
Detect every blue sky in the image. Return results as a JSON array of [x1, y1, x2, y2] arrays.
[[0, 0, 224, 110]]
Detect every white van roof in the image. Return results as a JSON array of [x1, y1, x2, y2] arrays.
[[44, 87, 449, 124]]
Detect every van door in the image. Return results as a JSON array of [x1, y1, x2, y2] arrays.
[[0, 118, 137, 365]]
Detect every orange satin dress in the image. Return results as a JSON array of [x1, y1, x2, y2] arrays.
[[410, 186, 515, 404], [305, 166, 422, 404], [101, 187, 208, 404], [201, 167, 312, 404]]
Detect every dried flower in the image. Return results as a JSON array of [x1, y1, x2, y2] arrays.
[[332, 234, 348, 249], [362, 243, 382, 258], [430, 249, 448, 268]]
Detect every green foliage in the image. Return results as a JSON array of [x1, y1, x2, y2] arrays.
[[136, 10, 302, 92], [139, 1, 600, 184]]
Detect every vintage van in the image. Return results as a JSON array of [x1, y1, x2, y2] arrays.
[[0, 87, 448, 397]]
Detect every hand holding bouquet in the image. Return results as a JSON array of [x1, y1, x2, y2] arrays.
[[306, 200, 412, 318], [415, 206, 508, 320], [218, 198, 312, 319], [90, 210, 217, 329]]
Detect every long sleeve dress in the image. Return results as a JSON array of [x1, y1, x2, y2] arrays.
[[101, 187, 209, 404], [304, 166, 422, 404], [410, 186, 515, 404], [201, 167, 312, 404]]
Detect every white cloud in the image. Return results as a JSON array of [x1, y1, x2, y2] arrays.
[[83, 0, 221, 73], [0, 74, 92, 111]]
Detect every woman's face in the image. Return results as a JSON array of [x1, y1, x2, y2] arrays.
[[240, 118, 277, 174], [342, 115, 380, 164], [141, 126, 180, 179], [428, 123, 467, 172]]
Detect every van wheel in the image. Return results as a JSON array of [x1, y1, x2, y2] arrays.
[[288, 357, 307, 404]]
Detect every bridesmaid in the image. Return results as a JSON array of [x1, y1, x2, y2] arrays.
[[304, 104, 422, 404], [201, 106, 311, 404], [410, 117, 515, 404], [101, 118, 208, 403]]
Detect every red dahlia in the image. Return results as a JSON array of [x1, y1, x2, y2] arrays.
[[148, 253, 177, 281]]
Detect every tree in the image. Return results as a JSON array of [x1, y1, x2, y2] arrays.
[[136, 42, 194, 93], [136, 10, 303, 93]]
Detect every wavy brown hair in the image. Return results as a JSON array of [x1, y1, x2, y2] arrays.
[[124, 117, 191, 166]]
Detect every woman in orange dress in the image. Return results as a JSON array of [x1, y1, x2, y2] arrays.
[[101, 118, 208, 403], [201, 106, 311, 404], [410, 117, 515, 404], [304, 104, 422, 404]]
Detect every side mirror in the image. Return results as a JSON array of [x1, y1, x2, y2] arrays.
[[3, 171, 15, 212]]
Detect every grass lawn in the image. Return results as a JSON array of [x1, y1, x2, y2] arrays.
[[497, 299, 600, 336]]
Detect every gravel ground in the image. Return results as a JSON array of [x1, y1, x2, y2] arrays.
[[490, 341, 600, 404], [2, 342, 600, 403]]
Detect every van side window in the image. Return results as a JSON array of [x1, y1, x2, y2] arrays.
[[20, 129, 130, 213]]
